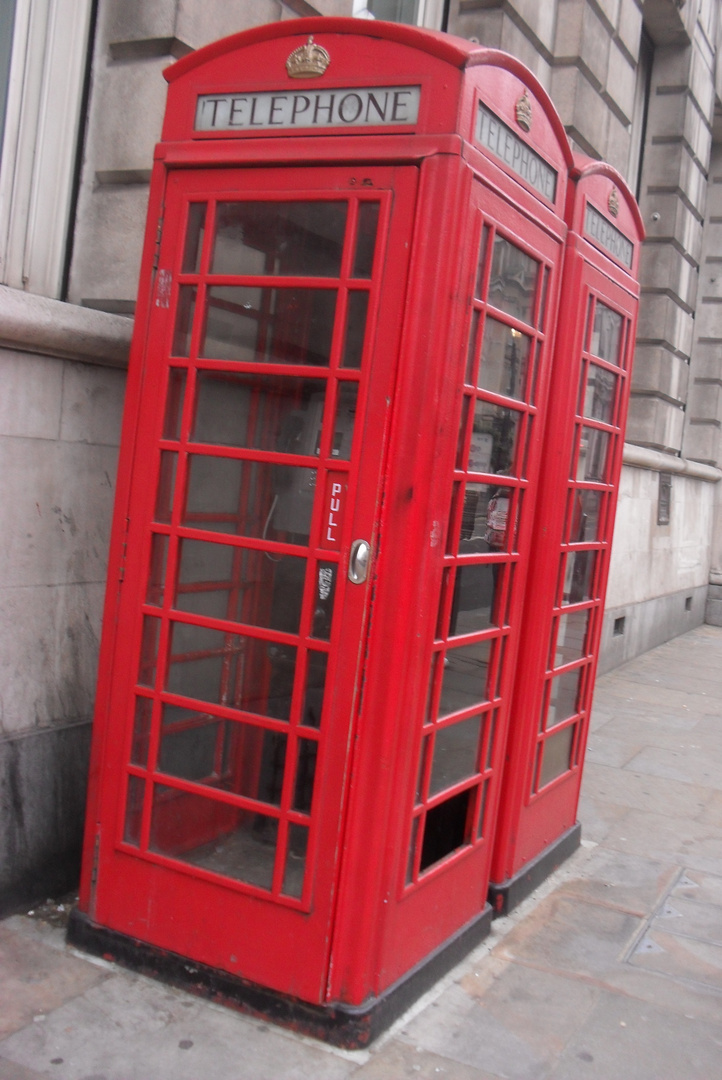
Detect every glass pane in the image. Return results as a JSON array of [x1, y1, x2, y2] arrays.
[[419, 788, 472, 872], [158, 705, 286, 805], [332, 383, 358, 460], [154, 451, 177, 524], [138, 616, 161, 687], [193, 372, 326, 453], [183, 456, 316, 545], [487, 235, 539, 325], [353, 202, 380, 277], [577, 427, 610, 482], [539, 725, 574, 788], [293, 738, 318, 813], [474, 225, 490, 299], [302, 651, 328, 728], [166, 624, 296, 722], [591, 302, 623, 362], [163, 369, 187, 440], [553, 609, 590, 667], [563, 550, 596, 604], [457, 482, 515, 553], [172, 286, 196, 357], [146, 533, 169, 606], [477, 318, 531, 401], [341, 291, 369, 368], [583, 364, 617, 423], [312, 562, 337, 640], [174, 539, 306, 634], [439, 639, 491, 716], [123, 776, 145, 846], [546, 668, 582, 728], [212, 201, 347, 277], [150, 784, 278, 890], [469, 402, 521, 476], [569, 488, 603, 543], [182, 203, 207, 273], [429, 715, 482, 796], [282, 823, 308, 899], [131, 697, 153, 767], [202, 286, 336, 367], [449, 564, 502, 635]]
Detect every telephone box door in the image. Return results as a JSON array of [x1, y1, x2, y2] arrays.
[[88, 163, 417, 1002]]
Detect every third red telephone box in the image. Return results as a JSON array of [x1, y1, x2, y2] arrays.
[[488, 158, 644, 912], [67, 17, 636, 1046]]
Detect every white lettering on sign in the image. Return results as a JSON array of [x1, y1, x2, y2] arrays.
[[195, 86, 421, 132], [584, 204, 633, 268], [326, 482, 343, 544], [475, 103, 557, 202]]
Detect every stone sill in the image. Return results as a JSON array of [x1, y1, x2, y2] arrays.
[[0, 286, 132, 368], [623, 442, 722, 483]]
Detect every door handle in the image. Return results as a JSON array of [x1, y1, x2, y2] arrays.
[[348, 539, 371, 584]]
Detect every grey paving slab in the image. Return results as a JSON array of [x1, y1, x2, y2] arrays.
[[598, 807, 722, 875], [0, 971, 356, 1080], [548, 991, 722, 1080], [671, 868, 722, 905], [653, 893, 722, 945], [494, 894, 643, 978], [553, 848, 678, 917], [628, 926, 722, 992], [0, 922, 109, 1039], [624, 745, 722, 790], [584, 733, 643, 768], [579, 761, 711, 820], [354, 1040, 500, 1079], [0, 1061, 47, 1080]]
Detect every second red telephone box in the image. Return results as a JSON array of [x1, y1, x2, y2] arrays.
[[488, 159, 644, 912]]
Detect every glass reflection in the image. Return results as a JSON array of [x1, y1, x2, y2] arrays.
[[353, 202, 380, 278], [166, 622, 296, 722], [183, 455, 316, 545], [569, 488, 603, 542], [341, 292, 369, 368], [429, 715, 482, 796], [583, 363, 617, 423], [577, 426, 610, 483], [553, 609, 590, 667], [546, 668, 582, 728], [182, 203, 206, 274], [563, 550, 596, 604], [212, 201, 347, 277], [202, 286, 336, 366], [487, 235, 539, 325], [193, 372, 326, 453], [457, 481, 515, 553], [539, 725, 574, 788], [478, 318, 531, 401], [439, 639, 492, 716], [469, 402, 521, 475], [590, 302, 623, 363], [449, 564, 502, 635]]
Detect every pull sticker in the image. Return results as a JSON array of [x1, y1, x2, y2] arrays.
[[320, 472, 347, 551]]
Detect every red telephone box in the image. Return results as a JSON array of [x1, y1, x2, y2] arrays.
[[69, 18, 576, 1045], [488, 158, 644, 913]]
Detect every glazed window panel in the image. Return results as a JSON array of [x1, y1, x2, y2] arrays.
[[192, 372, 327, 454], [448, 564, 504, 636], [583, 364, 617, 424], [487, 234, 539, 325], [477, 318, 531, 402], [438, 639, 492, 717], [552, 609, 590, 667], [182, 203, 207, 274], [568, 488, 604, 543], [201, 286, 337, 367], [545, 668, 583, 729], [428, 715, 482, 797], [352, 201, 380, 278], [457, 481, 516, 554], [538, 725, 575, 789], [468, 401, 521, 476], [183, 456, 316, 545], [211, 200, 348, 278], [576, 426, 610, 483], [562, 550, 596, 605], [590, 302, 623, 363]]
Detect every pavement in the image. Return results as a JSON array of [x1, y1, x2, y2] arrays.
[[2, 622, 722, 1080]]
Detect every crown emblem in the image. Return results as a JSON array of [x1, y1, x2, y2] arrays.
[[608, 186, 620, 217], [515, 89, 532, 132], [286, 36, 330, 79]]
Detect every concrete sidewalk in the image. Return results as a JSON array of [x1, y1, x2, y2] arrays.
[[2, 624, 722, 1080]]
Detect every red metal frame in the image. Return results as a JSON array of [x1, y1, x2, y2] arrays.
[[489, 160, 644, 897], [76, 18, 618, 1023]]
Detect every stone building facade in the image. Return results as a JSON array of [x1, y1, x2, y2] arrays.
[[1, 0, 721, 911]]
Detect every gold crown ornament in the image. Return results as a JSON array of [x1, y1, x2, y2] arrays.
[[515, 89, 533, 132], [608, 186, 620, 218], [286, 36, 331, 79]]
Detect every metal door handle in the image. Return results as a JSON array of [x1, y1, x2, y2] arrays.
[[348, 539, 371, 584]]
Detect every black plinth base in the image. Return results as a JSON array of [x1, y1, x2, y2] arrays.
[[487, 823, 582, 917], [67, 903, 492, 1049]]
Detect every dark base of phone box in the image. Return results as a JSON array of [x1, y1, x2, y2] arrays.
[[487, 822, 582, 917], [67, 903, 493, 1050]]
